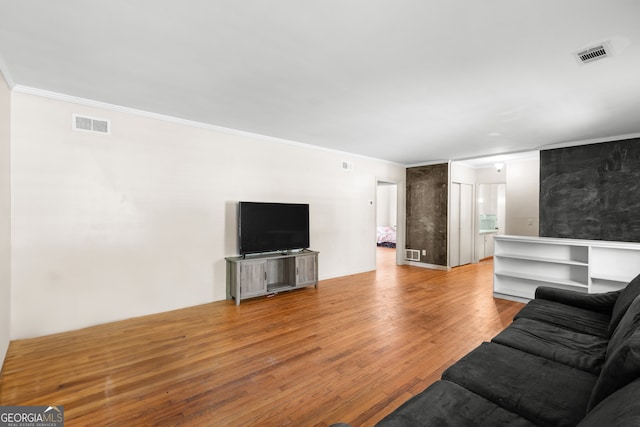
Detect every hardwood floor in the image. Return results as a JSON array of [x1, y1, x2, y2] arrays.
[[0, 248, 524, 426]]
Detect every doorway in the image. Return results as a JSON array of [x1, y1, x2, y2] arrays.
[[476, 183, 506, 260], [376, 181, 398, 266]]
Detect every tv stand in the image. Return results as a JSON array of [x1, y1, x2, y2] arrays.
[[226, 250, 319, 305]]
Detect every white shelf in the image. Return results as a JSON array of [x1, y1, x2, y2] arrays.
[[590, 273, 634, 284], [496, 271, 588, 289], [494, 236, 640, 301], [495, 254, 588, 267]]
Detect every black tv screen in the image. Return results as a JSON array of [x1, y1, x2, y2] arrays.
[[239, 202, 310, 255]]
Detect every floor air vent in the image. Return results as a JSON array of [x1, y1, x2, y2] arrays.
[[405, 249, 420, 261], [575, 43, 610, 64], [73, 114, 111, 134]]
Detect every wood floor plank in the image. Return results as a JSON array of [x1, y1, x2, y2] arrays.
[[0, 248, 524, 426]]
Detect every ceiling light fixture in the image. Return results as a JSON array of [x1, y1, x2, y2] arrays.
[[494, 162, 504, 172]]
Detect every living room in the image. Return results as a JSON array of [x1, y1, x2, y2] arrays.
[[2, 2, 640, 425]]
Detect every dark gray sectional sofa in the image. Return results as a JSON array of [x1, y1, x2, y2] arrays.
[[349, 274, 640, 426]]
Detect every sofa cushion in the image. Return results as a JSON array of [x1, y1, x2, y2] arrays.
[[442, 342, 597, 427], [607, 294, 640, 359], [608, 273, 640, 336], [492, 317, 608, 374], [578, 378, 640, 427], [536, 286, 620, 314], [515, 299, 611, 338], [587, 329, 640, 410], [588, 296, 640, 410], [376, 380, 536, 427]]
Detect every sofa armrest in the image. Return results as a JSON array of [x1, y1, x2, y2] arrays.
[[535, 286, 621, 314]]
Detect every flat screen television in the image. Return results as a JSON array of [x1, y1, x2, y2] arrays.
[[238, 202, 310, 255]]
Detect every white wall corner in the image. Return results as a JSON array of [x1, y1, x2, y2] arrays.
[[0, 53, 16, 89]]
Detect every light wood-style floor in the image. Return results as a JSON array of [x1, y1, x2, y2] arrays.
[[0, 248, 524, 426]]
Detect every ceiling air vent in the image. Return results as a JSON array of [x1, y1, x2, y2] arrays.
[[575, 43, 611, 64], [72, 114, 111, 134]]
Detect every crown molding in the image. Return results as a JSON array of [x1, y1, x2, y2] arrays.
[[404, 159, 450, 168], [537, 132, 640, 151]]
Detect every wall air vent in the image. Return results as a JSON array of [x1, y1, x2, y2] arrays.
[[72, 114, 111, 134], [405, 249, 420, 262], [575, 43, 611, 64]]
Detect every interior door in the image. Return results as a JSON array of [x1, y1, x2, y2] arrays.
[[459, 183, 473, 265], [450, 183, 461, 267], [450, 182, 473, 267]]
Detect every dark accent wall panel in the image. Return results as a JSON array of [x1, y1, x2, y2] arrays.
[[406, 163, 448, 265], [540, 138, 640, 242]]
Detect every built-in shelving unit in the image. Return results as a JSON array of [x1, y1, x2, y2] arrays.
[[226, 250, 319, 305], [494, 236, 640, 302]]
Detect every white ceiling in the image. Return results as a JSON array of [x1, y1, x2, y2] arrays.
[[1, 1, 639, 165]]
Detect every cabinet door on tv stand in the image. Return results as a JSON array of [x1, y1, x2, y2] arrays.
[[239, 259, 268, 297], [296, 254, 318, 287]]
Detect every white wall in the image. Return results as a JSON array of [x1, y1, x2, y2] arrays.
[[0, 71, 11, 367], [505, 156, 539, 236], [475, 165, 505, 184], [450, 162, 475, 184], [376, 184, 397, 227], [10, 92, 406, 339]]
